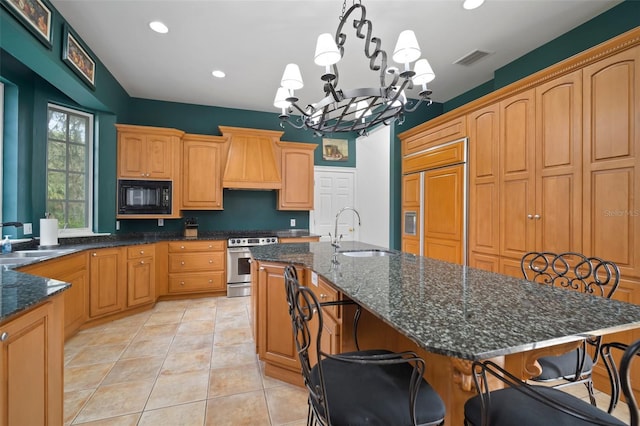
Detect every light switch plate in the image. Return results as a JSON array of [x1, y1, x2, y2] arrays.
[[23, 223, 32, 235], [290, 218, 296, 227], [158, 219, 164, 227]]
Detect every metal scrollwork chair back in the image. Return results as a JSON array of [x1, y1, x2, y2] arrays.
[[283, 264, 446, 426], [520, 251, 621, 405]]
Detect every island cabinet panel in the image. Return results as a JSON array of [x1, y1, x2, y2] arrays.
[[0, 295, 63, 426], [582, 45, 640, 279], [181, 134, 226, 210], [126, 246, 156, 307], [167, 241, 226, 294], [18, 252, 88, 339], [277, 141, 317, 211], [89, 247, 126, 318]]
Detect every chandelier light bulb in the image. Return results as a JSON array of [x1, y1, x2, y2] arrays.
[[273, 87, 291, 109], [281, 64, 304, 90], [314, 33, 341, 67], [413, 59, 435, 85], [393, 30, 421, 65]]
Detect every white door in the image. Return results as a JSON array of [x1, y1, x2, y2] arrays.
[[310, 167, 357, 242]]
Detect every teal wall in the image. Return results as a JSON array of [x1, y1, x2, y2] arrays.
[[1, 1, 639, 245]]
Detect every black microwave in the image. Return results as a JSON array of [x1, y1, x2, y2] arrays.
[[118, 180, 172, 215]]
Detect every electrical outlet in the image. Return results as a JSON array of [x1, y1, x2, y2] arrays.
[[116, 221, 120, 231], [158, 218, 164, 227], [290, 218, 296, 227], [23, 223, 32, 235]]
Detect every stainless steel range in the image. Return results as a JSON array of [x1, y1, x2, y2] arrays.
[[227, 236, 278, 297]]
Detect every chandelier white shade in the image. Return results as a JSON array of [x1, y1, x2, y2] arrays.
[[274, 1, 435, 136]]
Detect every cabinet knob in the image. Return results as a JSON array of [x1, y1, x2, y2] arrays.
[[208, 245, 212, 249], [209, 260, 213, 264], [140, 250, 144, 255], [181, 261, 185, 266], [534, 214, 541, 220], [320, 294, 327, 299], [92, 252, 97, 257], [140, 260, 145, 264], [140, 173, 145, 176], [208, 279, 213, 283], [0, 332, 8, 342], [180, 281, 185, 286], [145, 173, 150, 177], [527, 214, 533, 219], [259, 267, 265, 270], [180, 246, 185, 250]]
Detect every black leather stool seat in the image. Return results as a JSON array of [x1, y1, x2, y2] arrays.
[[536, 351, 593, 380]]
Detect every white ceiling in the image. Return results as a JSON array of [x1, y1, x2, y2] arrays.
[[50, 0, 622, 113]]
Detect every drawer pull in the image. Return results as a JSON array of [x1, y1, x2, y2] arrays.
[[140, 260, 144, 265], [92, 253, 97, 257], [181, 261, 185, 266], [180, 245, 185, 250], [208, 279, 213, 283], [0, 332, 8, 342], [180, 281, 185, 286], [320, 294, 328, 299], [209, 260, 213, 264], [140, 250, 144, 255], [208, 245, 212, 249]]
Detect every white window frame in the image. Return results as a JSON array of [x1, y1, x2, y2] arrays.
[[46, 103, 94, 237], [0, 82, 4, 225]]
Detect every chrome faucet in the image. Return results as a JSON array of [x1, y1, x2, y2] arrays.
[[330, 207, 361, 248]]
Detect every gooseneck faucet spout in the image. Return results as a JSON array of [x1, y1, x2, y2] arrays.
[[331, 207, 361, 248]]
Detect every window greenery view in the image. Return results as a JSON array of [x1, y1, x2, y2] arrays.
[[46, 105, 93, 232]]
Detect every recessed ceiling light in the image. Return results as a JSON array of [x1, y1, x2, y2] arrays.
[[212, 70, 226, 78], [463, 0, 485, 10], [149, 21, 168, 34]]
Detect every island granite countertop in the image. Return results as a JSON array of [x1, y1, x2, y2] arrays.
[[0, 229, 319, 322], [249, 241, 640, 360]]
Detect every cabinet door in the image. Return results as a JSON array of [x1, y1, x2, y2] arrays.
[[278, 143, 316, 210], [182, 138, 223, 209], [535, 70, 583, 254], [402, 173, 421, 255], [583, 46, 640, 278], [257, 262, 300, 370], [0, 298, 63, 426], [89, 248, 126, 318], [117, 133, 146, 178], [500, 89, 536, 262], [127, 257, 155, 307], [423, 164, 464, 264], [468, 104, 500, 259], [145, 134, 174, 178]]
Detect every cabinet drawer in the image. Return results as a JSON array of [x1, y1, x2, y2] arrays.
[[168, 240, 225, 253], [127, 245, 156, 259], [310, 278, 341, 320], [169, 252, 225, 272], [168, 272, 226, 293]]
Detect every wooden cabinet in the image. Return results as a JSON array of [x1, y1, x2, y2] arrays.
[[181, 133, 226, 210], [402, 173, 421, 255], [116, 124, 183, 179], [277, 141, 317, 210], [401, 116, 467, 156], [18, 252, 88, 339], [0, 295, 64, 426], [126, 245, 155, 307], [89, 247, 126, 318], [167, 240, 226, 294]]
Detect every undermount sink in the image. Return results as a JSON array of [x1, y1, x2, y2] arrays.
[[340, 249, 394, 257]]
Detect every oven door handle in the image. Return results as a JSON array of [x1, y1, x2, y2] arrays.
[[227, 247, 251, 253]]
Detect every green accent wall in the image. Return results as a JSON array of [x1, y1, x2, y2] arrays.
[[1, 1, 639, 244]]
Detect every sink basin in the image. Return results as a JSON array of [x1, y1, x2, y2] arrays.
[[340, 250, 394, 257]]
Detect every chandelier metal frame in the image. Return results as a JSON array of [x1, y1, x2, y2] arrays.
[[276, 1, 433, 137]]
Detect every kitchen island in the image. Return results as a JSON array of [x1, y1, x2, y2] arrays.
[[250, 241, 640, 425]]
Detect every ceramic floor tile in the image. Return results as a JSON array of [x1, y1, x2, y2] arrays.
[[145, 370, 210, 410], [176, 319, 216, 336], [101, 356, 164, 386], [144, 310, 185, 326], [73, 379, 154, 423], [65, 362, 114, 392], [153, 300, 190, 312], [137, 401, 206, 426], [169, 333, 214, 354], [134, 323, 180, 340], [205, 390, 271, 426], [120, 336, 172, 359], [64, 389, 93, 425], [208, 363, 263, 398], [214, 311, 250, 329], [161, 348, 211, 374], [210, 342, 258, 369], [187, 297, 219, 309], [264, 384, 309, 425], [213, 326, 253, 346], [183, 307, 217, 322], [67, 343, 128, 367], [85, 328, 138, 346], [71, 413, 140, 425]]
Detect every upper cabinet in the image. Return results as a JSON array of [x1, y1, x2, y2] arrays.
[[181, 133, 227, 210], [116, 124, 184, 179], [277, 141, 317, 210]]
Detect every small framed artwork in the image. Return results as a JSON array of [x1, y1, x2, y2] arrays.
[[1, 0, 53, 49], [322, 138, 348, 161], [62, 24, 96, 89]]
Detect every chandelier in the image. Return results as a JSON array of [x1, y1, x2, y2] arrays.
[[274, 0, 435, 137]]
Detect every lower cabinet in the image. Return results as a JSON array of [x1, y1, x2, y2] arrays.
[[0, 295, 64, 425], [89, 247, 126, 318], [167, 241, 226, 294], [127, 246, 155, 307]]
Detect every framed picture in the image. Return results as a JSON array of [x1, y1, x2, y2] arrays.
[[1, 0, 53, 48], [62, 24, 96, 89], [322, 138, 348, 161]]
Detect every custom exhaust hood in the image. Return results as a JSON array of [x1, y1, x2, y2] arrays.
[[220, 126, 284, 190]]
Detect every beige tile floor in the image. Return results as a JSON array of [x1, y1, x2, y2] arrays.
[[64, 295, 631, 425], [64, 296, 309, 425]]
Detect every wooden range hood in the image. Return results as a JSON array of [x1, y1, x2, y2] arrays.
[[220, 126, 284, 190]]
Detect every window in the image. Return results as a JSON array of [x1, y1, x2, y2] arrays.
[[46, 104, 94, 234]]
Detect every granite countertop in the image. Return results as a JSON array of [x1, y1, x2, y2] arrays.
[[249, 241, 640, 361], [0, 229, 318, 322]]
